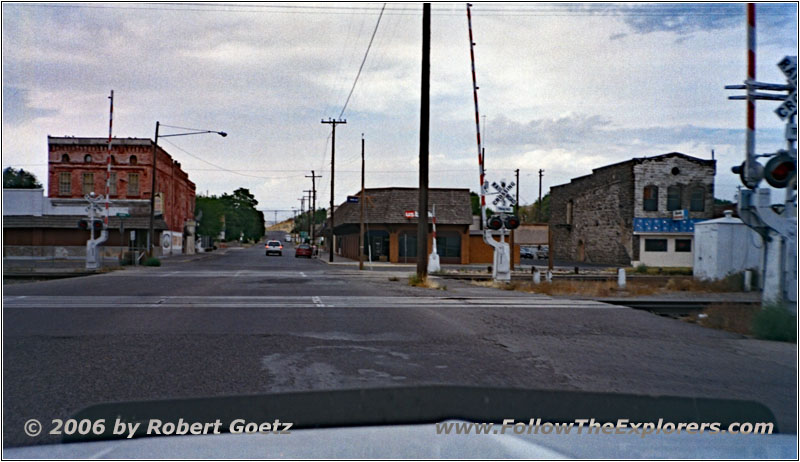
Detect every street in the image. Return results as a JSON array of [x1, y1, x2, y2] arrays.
[[3, 241, 797, 447]]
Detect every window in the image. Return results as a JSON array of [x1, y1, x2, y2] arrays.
[[398, 233, 417, 259], [81, 173, 94, 195], [364, 230, 389, 258], [566, 200, 574, 225], [671, 167, 681, 175], [110, 155, 116, 165], [127, 173, 140, 196], [61, 154, 70, 162], [129, 155, 138, 165], [667, 185, 682, 211], [84, 154, 92, 163], [690, 187, 705, 212], [109, 172, 117, 195], [436, 232, 461, 258], [643, 185, 658, 211], [644, 239, 667, 252], [58, 172, 71, 195], [675, 239, 692, 252]]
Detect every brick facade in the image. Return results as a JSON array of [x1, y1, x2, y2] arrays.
[[47, 137, 195, 233], [549, 153, 715, 265]]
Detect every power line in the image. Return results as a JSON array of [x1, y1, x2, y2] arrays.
[[160, 139, 301, 180], [338, 3, 386, 119]]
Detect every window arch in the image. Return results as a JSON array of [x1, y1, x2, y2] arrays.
[[667, 185, 682, 211], [643, 185, 658, 211], [84, 154, 92, 163], [690, 186, 705, 211], [61, 154, 70, 162], [129, 155, 138, 165]]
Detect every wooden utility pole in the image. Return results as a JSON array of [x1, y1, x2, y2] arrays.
[[306, 170, 321, 247], [416, 3, 431, 278], [321, 119, 346, 261], [511, 168, 519, 269], [359, 134, 366, 270], [537, 169, 544, 222]]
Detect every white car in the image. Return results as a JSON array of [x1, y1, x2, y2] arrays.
[[285, 234, 292, 242]]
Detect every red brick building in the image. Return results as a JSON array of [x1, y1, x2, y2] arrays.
[[47, 136, 195, 233]]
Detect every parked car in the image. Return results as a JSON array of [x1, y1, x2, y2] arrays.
[[295, 244, 313, 258], [265, 240, 283, 256], [520, 247, 535, 259], [535, 245, 549, 259]]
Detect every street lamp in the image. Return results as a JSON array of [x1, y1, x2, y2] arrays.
[[148, 121, 227, 256]]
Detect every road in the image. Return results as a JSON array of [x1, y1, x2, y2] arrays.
[[3, 238, 796, 447]]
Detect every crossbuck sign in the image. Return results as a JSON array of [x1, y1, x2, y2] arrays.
[[489, 180, 517, 213]]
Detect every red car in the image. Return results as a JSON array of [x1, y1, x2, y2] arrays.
[[295, 244, 313, 258]]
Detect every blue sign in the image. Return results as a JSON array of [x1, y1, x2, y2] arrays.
[[633, 217, 706, 234], [347, 196, 359, 203]]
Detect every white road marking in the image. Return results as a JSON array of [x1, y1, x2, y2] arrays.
[[312, 296, 325, 307], [300, 272, 307, 278]]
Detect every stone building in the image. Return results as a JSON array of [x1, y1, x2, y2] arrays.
[[549, 152, 716, 266]]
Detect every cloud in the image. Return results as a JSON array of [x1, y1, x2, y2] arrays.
[[2, 86, 59, 125]]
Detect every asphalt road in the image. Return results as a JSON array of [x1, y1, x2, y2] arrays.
[[3, 239, 797, 447]]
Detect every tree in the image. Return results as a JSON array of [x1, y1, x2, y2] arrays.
[[3, 167, 42, 189], [519, 193, 550, 223], [469, 191, 493, 216], [196, 188, 265, 243]]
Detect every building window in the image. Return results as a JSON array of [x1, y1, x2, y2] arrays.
[[644, 238, 667, 252], [398, 232, 417, 259], [690, 187, 705, 212], [109, 172, 117, 195], [675, 239, 692, 252], [84, 154, 92, 163], [364, 230, 389, 258], [130, 155, 138, 165], [61, 154, 70, 162], [671, 167, 681, 175], [58, 172, 71, 195], [566, 200, 574, 225], [127, 173, 140, 196], [643, 185, 658, 211], [82, 173, 94, 195], [436, 232, 462, 258], [667, 185, 682, 211], [110, 155, 116, 165]]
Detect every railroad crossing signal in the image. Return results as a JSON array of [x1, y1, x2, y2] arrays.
[[490, 180, 516, 212]]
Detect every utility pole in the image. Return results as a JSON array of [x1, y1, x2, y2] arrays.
[[303, 190, 313, 242], [416, 2, 431, 278], [537, 169, 544, 222], [321, 119, 346, 261], [510, 168, 519, 269], [360, 134, 366, 270], [306, 170, 321, 247]]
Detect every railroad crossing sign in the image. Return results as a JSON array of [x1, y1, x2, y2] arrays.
[[490, 180, 516, 213], [776, 56, 798, 121]]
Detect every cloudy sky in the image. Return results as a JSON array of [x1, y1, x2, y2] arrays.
[[2, 2, 797, 222]]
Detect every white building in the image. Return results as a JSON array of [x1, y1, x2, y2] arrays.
[[693, 210, 763, 281]]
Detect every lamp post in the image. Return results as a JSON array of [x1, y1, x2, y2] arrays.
[[148, 122, 227, 256]]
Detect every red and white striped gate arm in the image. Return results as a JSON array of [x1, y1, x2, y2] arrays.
[[105, 90, 114, 227]]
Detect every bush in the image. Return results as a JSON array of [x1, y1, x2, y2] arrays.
[[634, 264, 649, 274], [143, 257, 161, 267], [752, 303, 796, 342]]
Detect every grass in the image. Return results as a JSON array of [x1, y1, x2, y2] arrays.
[[630, 265, 693, 276], [470, 272, 751, 297], [408, 274, 446, 290], [685, 302, 796, 342], [752, 303, 797, 342], [143, 257, 161, 267]]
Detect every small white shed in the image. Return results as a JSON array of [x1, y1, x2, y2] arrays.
[[693, 211, 762, 280]]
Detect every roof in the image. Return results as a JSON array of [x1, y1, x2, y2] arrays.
[[552, 152, 715, 190], [3, 215, 168, 230], [333, 188, 472, 228], [48, 137, 153, 147]]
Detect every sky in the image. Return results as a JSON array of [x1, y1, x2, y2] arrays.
[[2, 2, 797, 223]]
